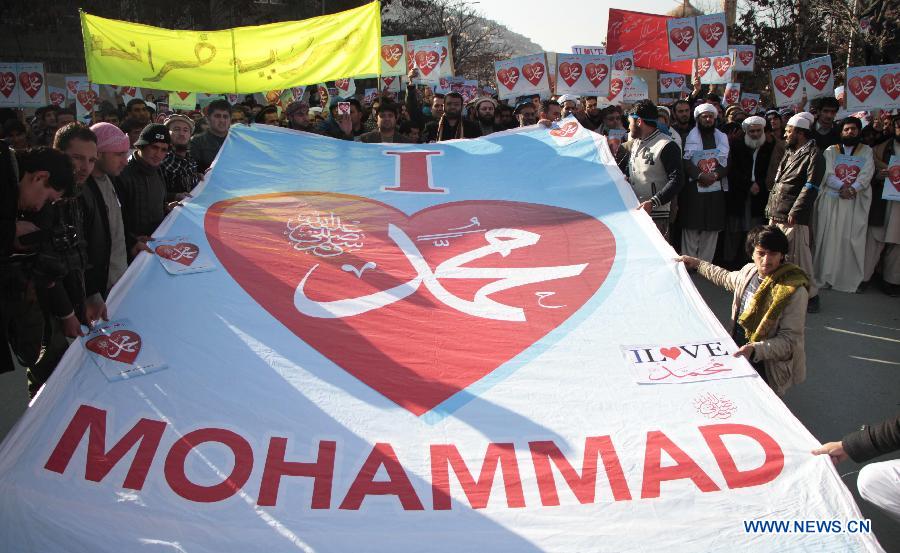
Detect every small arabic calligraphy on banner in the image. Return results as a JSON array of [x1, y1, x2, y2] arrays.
[[80, 2, 381, 93], [83, 319, 168, 381], [620, 340, 755, 384]]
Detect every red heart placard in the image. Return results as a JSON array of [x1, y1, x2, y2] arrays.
[[0, 72, 15, 98], [49, 91, 65, 106], [738, 51, 754, 66], [381, 44, 403, 68], [835, 164, 861, 186], [608, 78, 623, 100], [522, 63, 545, 86], [559, 62, 582, 87], [334, 79, 351, 92], [206, 193, 616, 416], [725, 88, 739, 105], [414, 50, 440, 76], [740, 97, 759, 113], [76, 88, 99, 112], [889, 166, 900, 192], [669, 27, 695, 52], [881, 72, 900, 100], [155, 242, 200, 266], [660, 77, 673, 90], [804, 65, 832, 91], [673, 76, 686, 88], [176, 91, 191, 101], [613, 57, 633, 71], [774, 73, 800, 98], [497, 67, 519, 91], [698, 158, 718, 174], [585, 63, 608, 87], [713, 56, 732, 76], [699, 22, 724, 48], [86, 330, 142, 365], [848, 75, 876, 101], [695, 58, 712, 78], [18, 72, 43, 98], [549, 121, 579, 138]]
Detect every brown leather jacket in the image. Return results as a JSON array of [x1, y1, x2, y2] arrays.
[[766, 138, 825, 225]]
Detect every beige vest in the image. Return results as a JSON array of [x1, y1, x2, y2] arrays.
[[627, 131, 674, 214]]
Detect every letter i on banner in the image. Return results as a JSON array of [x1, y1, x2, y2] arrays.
[[800, 55, 834, 100], [666, 17, 698, 62], [723, 83, 741, 106], [16, 63, 47, 108], [0, 63, 20, 108], [770, 64, 803, 107]]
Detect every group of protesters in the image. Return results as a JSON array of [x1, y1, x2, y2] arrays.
[[1, 61, 898, 522]]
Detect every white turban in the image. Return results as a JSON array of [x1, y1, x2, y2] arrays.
[[556, 94, 578, 105], [786, 111, 813, 130], [742, 115, 766, 130], [694, 103, 717, 118]]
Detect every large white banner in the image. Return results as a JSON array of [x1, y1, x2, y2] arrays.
[[0, 122, 884, 552], [846, 63, 900, 111], [555, 53, 611, 97], [801, 55, 835, 101], [494, 53, 551, 100], [380, 35, 408, 77]]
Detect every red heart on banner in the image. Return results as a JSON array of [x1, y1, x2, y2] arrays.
[[608, 78, 624, 100], [0, 72, 15, 98], [66, 80, 79, 95], [774, 73, 800, 97], [698, 158, 718, 174], [76, 88, 99, 112], [559, 62, 582, 87], [804, 65, 832, 91], [740, 96, 758, 113], [414, 50, 440, 76], [522, 63, 545, 86], [86, 330, 142, 365], [881, 72, 900, 100], [176, 91, 191, 101], [673, 76, 685, 88], [695, 58, 712, 78], [549, 121, 579, 138], [381, 44, 404, 67], [713, 56, 732, 76], [497, 67, 519, 90], [18, 71, 43, 98], [669, 27, 695, 51], [835, 164, 861, 186], [334, 79, 351, 92], [585, 63, 608, 87], [889, 166, 900, 192], [206, 193, 616, 416], [738, 50, 754, 66], [49, 91, 65, 106], [613, 57, 633, 71], [120, 86, 137, 97], [725, 88, 739, 105], [660, 77, 673, 90], [382, 76, 395, 88], [155, 242, 200, 266], [659, 346, 681, 360], [699, 22, 724, 48], [848, 75, 876, 102]]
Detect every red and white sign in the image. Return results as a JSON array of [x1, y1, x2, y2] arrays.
[[730, 45, 756, 72], [332, 78, 356, 98], [0, 63, 19, 108], [606, 9, 693, 74], [74, 81, 101, 121], [494, 53, 551, 101], [48, 85, 67, 107], [381, 35, 407, 77], [884, 154, 900, 201], [770, 64, 803, 107], [659, 72, 689, 94], [696, 13, 729, 57], [65, 74, 88, 101], [723, 83, 741, 106], [407, 36, 454, 86], [847, 63, 900, 111], [666, 17, 698, 62], [621, 340, 755, 384], [740, 93, 761, 114], [555, 53, 611, 97], [801, 55, 835, 100], [152, 236, 216, 275], [82, 319, 167, 381], [611, 51, 635, 72], [169, 91, 197, 111], [15, 62, 46, 108], [695, 53, 734, 85]]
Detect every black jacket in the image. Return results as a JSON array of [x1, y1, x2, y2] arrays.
[[727, 138, 775, 218], [116, 153, 167, 254], [79, 176, 114, 299], [843, 414, 900, 463], [423, 117, 481, 143], [189, 131, 227, 173], [766, 139, 825, 226]]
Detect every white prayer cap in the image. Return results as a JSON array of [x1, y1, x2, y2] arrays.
[[694, 103, 717, 118], [787, 111, 813, 129], [834, 86, 845, 97], [742, 115, 766, 130], [557, 94, 578, 104]]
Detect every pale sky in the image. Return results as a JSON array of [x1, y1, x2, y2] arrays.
[[472, 0, 685, 54]]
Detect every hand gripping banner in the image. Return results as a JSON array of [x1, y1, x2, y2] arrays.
[[80, 2, 381, 93], [0, 121, 884, 552]]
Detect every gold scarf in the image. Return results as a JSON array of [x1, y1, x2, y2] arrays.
[[435, 114, 464, 142], [737, 263, 809, 342]]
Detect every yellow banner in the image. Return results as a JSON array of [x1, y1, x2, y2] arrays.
[[80, 2, 381, 94]]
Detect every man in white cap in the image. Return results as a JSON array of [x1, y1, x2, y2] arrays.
[[722, 115, 785, 266], [161, 113, 199, 202], [679, 102, 729, 261], [766, 111, 825, 312], [557, 94, 578, 118]]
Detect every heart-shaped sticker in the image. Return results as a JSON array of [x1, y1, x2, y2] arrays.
[[76, 88, 99, 112], [86, 330, 142, 365], [848, 75, 876, 101], [585, 63, 608, 88], [713, 56, 732, 76], [659, 346, 681, 360], [155, 242, 200, 266], [804, 65, 832, 91], [18, 72, 43, 98], [522, 63, 545, 86], [699, 22, 724, 48], [774, 73, 800, 97], [738, 50, 754, 66], [497, 67, 519, 90], [559, 62, 582, 87], [669, 27, 695, 51], [381, 44, 404, 67], [205, 193, 616, 416], [414, 50, 440, 76]]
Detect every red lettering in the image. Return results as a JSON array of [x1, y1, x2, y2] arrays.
[[164, 428, 254, 503], [529, 437, 632, 506], [257, 438, 336, 508], [699, 424, 784, 488], [44, 404, 166, 490], [430, 443, 525, 510], [383, 151, 446, 193], [641, 430, 720, 498], [339, 443, 424, 510]]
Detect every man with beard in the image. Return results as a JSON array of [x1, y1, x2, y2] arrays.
[[583, 96, 602, 130], [495, 103, 515, 130], [671, 100, 692, 145], [766, 112, 825, 312], [813, 117, 875, 293], [190, 100, 231, 173], [679, 103, 729, 261], [598, 106, 624, 134], [160, 114, 198, 202], [864, 114, 900, 296], [285, 101, 313, 132], [125, 99, 151, 126], [539, 100, 562, 124], [423, 92, 480, 143], [514, 101, 537, 127], [619, 100, 684, 237], [812, 96, 841, 150], [724, 116, 782, 267], [357, 101, 413, 143], [471, 97, 498, 136]]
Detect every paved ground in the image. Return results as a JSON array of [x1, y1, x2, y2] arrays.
[[0, 278, 898, 549]]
